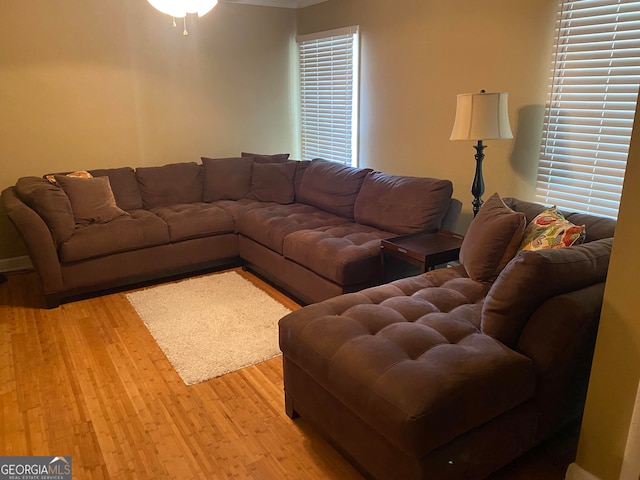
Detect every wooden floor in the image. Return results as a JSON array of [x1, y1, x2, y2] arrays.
[[0, 269, 579, 479]]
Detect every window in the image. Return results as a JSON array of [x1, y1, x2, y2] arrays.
[[297, 26, 359, 166], [536, 0, 640, 219]]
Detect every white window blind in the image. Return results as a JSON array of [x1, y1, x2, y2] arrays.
[[536, 0, 640, 218], [297, 26, 359, 166]]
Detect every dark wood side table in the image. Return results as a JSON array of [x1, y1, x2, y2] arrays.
[[380, 230, 464, 281]]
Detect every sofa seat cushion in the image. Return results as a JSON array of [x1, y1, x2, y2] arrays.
[[151, 203, 234, 242], [279, 268, 535, 457], [58, 210, 170, 263], [282, 223, 394, 285], [236, 203, 350, 254]]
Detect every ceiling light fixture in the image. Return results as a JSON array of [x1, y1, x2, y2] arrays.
[[147, 0, 218, 35]]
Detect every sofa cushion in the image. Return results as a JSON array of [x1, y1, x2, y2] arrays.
[[241, 152, 290, 163], [202, 156, 253, 202], [482, 237, 612, 346], [354, 172, 453, 234], [136, 162, 203, 209], [519, 207, 585, 251], [150, 203, 235, 242], [279, 269, 534, 457], [283, 223, 393, 285], [58, 210, 170, 263], [89, 167, 144, 211], [55, 175, 129, 226], [460, 193, 526, 284], [14, 177, 75, 247], [294, 160, 311, 200], [297, 158, 372, 220], [248, 161, 296, 204], [236, 203, 350, 254]]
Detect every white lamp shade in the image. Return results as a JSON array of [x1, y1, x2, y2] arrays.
[[147, 0, 218, 18], [450, 91, 513, 141]]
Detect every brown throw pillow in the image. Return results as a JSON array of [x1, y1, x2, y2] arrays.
[[54, 175, 129, 226], [249, 162, 296, 204], [459, 192, 526, 284]]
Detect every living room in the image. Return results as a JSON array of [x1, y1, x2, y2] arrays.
[[1, 1, 639, 479]]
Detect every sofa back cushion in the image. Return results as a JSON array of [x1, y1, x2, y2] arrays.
[[459, 193, 526, 284], [354, 172, 453, 234], [89, 167, 143, 211], [294, 160, 311, 200], [482, 238, 612, 347], [247, 161, 297, 204], [241, 152, 290, 163], [297, 158, 372, 219], [14, 176, 75, 247], [135, 162, 203, 209], [202, 156, 253, 202]]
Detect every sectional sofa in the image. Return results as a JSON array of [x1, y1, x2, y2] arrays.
[[2, 156, 458, 308], [279, 194, 616, 479]]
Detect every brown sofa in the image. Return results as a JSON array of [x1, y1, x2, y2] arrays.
[[2, 156, 458, 308], [278, 195, 616, 480]]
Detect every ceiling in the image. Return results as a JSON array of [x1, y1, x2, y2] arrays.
[[222, 0, 328, 8]]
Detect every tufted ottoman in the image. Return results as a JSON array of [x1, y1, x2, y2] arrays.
[[279, 266, 536, 479]]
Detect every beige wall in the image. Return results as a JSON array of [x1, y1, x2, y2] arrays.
[[574, 96, 640, 479], [0, 1, 296, 260], [297, 0, 557, 231]]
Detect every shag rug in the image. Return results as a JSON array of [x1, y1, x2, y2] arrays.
[[125, 271, 292, 385]]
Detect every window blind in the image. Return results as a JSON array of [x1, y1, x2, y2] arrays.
[[536, 0, 640, 218], [297, 26, 359, 166]]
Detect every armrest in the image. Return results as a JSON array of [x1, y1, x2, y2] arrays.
[[1, 187, 64, 296], [517, 282, 604, 375], [516, 282, 605, 439]]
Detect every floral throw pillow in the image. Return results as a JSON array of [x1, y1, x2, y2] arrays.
[[45, 170, 93, 185], [520, 207, 586, 251]]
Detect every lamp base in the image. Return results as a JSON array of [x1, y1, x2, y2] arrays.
[[471, 140, 486, 217]]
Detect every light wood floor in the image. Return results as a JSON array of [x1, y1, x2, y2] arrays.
[[0, 268, 363, 479], [0, 268, 578, 479]]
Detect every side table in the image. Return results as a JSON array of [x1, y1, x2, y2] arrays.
[[380, 230, 464, 281]]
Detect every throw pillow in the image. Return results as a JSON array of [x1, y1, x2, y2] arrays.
[[520, 207, 586, 251], [45, 170, 93, 185], [248, 162, 296, 204], [459, 192, 527, 284], [54, 175, 129, 226], [201, 156, 254, 202]]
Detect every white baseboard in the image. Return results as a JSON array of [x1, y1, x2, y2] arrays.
[[565, 463, 602, 480], [0, 255, 33, 273]]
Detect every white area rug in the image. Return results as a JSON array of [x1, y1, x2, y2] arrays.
[[125, 271, 292, 385]]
